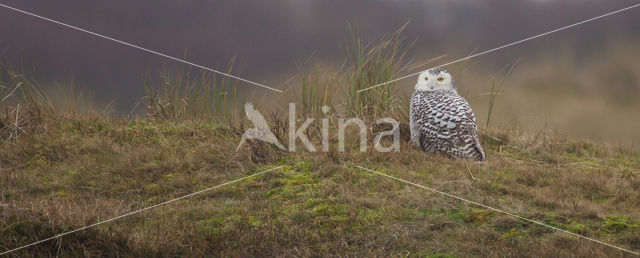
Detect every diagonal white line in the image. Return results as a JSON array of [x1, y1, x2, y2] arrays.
[[357, 165, 639, 256], [357, 3, 640, 93], [0, 3, 283, 93], [0, 166, 283, 256]]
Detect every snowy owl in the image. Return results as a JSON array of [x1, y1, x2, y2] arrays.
[[409, 68, 485, 161]]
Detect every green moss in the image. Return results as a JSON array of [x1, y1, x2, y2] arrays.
[[445, 208, 496, 225], [603, 216, 639, 233], [26, 155, 48, 170], [310, 202, 340, 216], [306, 198, 347, 216], [266, 171, 319, 198], [248, 216, 264, 227], [568, 223, 587, 234], [357, 207, 384, 224], [63, 169, 78, 176], [539, 214, 590, 235], [55, 189, 70, 197], [448, 209, 470, 223], [466, 209, 496, 224], [294, 159, 314, 173], [502, 228, 527, 239], [144, 183, 160, 192]]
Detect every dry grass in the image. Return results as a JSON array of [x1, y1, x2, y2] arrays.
[[0, 64, 53, 142]]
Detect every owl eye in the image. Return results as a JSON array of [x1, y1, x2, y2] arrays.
[[437, 77, 444, 82], [424, 77, 429, 81]]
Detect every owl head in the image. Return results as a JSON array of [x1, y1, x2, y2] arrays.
[[415, 68, 456, 92]]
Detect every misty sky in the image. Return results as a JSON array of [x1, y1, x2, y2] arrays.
[[1, 0, 639, 111]]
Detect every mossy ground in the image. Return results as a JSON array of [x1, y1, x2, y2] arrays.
[[1, 117, 639, 257]]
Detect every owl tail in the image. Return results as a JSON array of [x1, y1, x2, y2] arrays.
[[472, 138, 486, 161]]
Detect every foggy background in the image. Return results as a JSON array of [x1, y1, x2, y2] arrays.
[[1, 0, 639, 146]]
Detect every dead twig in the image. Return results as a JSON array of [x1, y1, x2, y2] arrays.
[[465, 161, 476, 181]]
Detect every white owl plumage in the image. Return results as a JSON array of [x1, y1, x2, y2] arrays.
[[410, 68, 485, 161]]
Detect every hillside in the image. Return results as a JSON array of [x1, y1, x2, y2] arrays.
[[1, 116, 639, 257]]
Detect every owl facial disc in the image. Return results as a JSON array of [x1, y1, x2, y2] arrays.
[[415, 68, 456, 91]]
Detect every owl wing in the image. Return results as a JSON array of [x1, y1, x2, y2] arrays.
[[452, 97, 485, 161]]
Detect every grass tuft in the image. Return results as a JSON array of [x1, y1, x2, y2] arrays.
[[339, 23, 414, 119], [143, 57, 244, 125], [485, 62, 516, 128]]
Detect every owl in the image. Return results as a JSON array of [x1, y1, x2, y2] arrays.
[[410, 68, 485, 161]]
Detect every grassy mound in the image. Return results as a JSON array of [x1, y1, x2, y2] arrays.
[[1, 116, 639, 256]]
